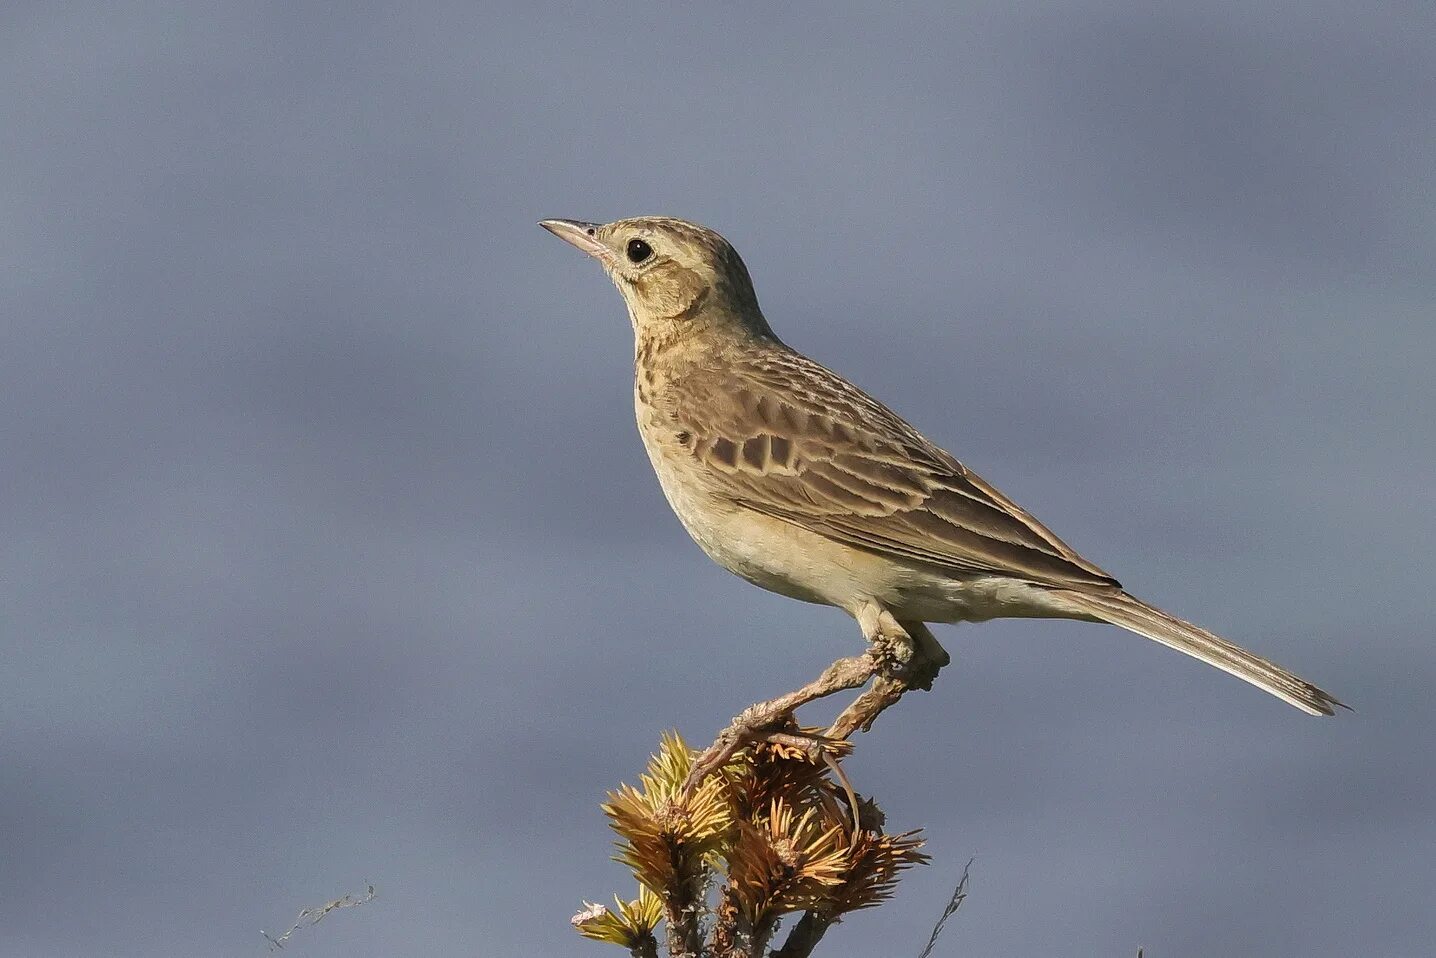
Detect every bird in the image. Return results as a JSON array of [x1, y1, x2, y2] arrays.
[[539, 215, 1344, 718]]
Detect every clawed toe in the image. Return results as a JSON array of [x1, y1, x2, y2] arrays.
[[904, 658, 942, 692], [868, 627, 946, 691]]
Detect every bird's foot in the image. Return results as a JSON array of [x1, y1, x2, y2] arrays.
[[858, 603, 941, 685], [827, 607, 950, 737], [900, 651, 945, 692], [868, 626, 915, 677]]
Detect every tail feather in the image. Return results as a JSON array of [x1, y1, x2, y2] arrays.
[[1052, 589, 1346, 716]]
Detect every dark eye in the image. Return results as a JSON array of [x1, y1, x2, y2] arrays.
[[626, 238, 653, 263]]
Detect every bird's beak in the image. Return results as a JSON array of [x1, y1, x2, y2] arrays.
[[538, 219, 611, 261]]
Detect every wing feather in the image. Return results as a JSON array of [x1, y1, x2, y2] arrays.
[[669, 349, 1119, 590]]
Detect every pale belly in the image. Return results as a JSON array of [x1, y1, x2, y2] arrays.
[[657, 476, 884, 610], [639, 432, 1072, 625]]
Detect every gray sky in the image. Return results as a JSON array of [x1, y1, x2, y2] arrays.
[[3, 2, 1433, 955]]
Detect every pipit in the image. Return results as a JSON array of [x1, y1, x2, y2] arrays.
[[540, 216, 1344, 739]]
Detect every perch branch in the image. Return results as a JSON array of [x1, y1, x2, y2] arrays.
[[682, 652, 880, 797], [770, 911, 833, 958]]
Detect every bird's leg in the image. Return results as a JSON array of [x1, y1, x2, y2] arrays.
[[826, 610, 947, 740], [681, 652, 879, 798]]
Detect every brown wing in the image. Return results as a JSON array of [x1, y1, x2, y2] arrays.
[[669, 348, 1120, 590]]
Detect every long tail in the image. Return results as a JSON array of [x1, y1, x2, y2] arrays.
[[1050, 589, 1346, 716]]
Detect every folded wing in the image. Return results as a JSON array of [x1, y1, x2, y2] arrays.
[[670, 349, 1120, 591]]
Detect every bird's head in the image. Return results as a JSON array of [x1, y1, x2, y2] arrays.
[[540, 216, 769, 340]]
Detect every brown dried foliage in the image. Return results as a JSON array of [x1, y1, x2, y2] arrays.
[[573, 732, 929, 958]]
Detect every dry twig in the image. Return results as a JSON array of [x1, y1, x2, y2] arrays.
[[917, 859, 973, 958], [261, 883, 376, 951]]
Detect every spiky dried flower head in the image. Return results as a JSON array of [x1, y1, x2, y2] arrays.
[[601, 731, 734, 894], [822, 828, 930, 916], [725, 798, 849, 924], [570, 886, 664, 950], [727, 732, 851, 823], [580, 729, 931, 955], [723, 769, 929, 925]]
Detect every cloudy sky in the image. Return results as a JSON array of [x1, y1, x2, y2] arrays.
[[3, 2, 1433, 955]]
